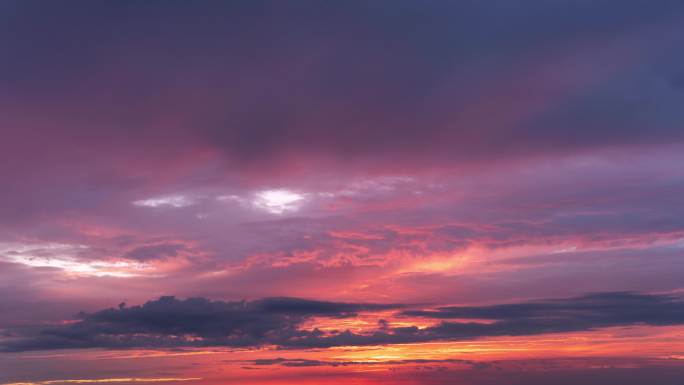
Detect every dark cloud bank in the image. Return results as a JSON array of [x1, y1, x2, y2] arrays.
[[3, 292, 683, 352], [3, 0, 684, 183]]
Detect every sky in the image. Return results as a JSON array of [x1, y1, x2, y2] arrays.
[[1, 1, 684, 384]]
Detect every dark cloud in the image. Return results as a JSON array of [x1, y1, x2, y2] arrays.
[[4, 292, 683, 352], [403, 291, 684, 325], [2, 0, 684, 184], [0, 296, 403, 352], [243, 357, 482, 368], [283, 292, 684, 348]]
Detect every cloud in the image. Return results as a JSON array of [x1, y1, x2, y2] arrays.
[[1, 378, 202, 385], [402, 291, 684, 329], [132, 195, 197, 209], [242, 357, 484, 368], [279, 292, 684, 349], [122, 243, 187, 262], [0, 296, 404, 352], [3, 292, 683, 352], [2, 0, 684, 195]]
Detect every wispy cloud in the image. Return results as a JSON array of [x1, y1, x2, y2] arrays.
[[3, 378, 201, 385]]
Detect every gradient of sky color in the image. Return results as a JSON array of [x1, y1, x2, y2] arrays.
[[1, 1, 684, 384]]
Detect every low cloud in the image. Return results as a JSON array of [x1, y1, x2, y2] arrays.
[[3, 292, 683, 352], [242, 357, 485, 368], [0, 296, 403, 352]]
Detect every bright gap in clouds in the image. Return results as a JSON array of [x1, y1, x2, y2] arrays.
[[0, 243, 146, 277], [7, 256, 145, 277], [253, 189, 305, 214], [133, 195, 195, 208]]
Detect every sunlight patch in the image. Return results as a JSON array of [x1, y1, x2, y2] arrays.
[[0, 243, 146, 277], [253, 189, 305, 214], [133, 194, 195, 208]]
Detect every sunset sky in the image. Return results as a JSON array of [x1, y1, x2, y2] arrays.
[[2, 1, 684, 384]]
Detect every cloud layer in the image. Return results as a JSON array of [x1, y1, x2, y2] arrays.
[[2, 2, 684, 383], [4, 292, 683, 352]]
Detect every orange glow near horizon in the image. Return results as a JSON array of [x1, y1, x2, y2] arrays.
[[4, 325, 683, 385]]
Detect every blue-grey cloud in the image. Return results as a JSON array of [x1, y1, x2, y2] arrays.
[[3, 292, 683, 352]]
